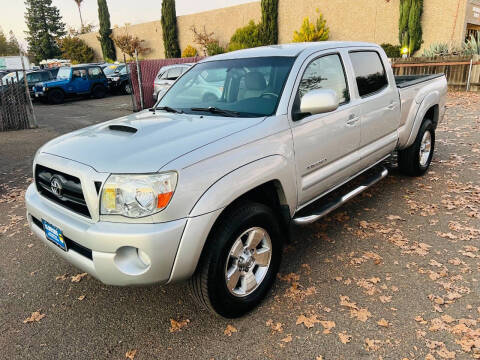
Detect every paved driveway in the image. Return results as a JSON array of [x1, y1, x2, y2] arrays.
[[1, 93, 479, 359]]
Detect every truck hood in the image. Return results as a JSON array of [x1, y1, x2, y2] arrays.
[[41, 110, 263, 173], [36, 79, 69, 89]]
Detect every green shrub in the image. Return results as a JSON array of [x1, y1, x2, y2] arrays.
[[463, 31, 480, 55], [58, 36, 94, 64], [182, 45, 198, 58], [422, 43, 450, 57], [228, 20, 263, 52], [206, 41, 225, 56], [292, 10, 329, 42], [381, 43, 402, 58]]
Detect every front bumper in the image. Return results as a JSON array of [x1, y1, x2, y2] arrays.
[[26, 184, 188, 286]]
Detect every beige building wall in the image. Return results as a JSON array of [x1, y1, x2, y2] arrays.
[[79, 0, 470, 61]]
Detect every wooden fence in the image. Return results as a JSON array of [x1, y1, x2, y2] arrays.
[[391, 55, 480, 92], [0, 77, 32, 132]]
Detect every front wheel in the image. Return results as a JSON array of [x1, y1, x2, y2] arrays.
[[189, 201, 283, 318], [92, 85, 107, 99], [47, 89, 64, 105], [398, 119, 435, 176], [123, 82, 132, 95]]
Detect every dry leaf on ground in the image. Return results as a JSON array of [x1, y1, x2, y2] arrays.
[[169, 318, 189, 333], [296, 314, 320, 328], [224, 324, 238, 336], [338, 331, 352, 344], [125, 349, 137, 359], [23, 311, 45, 323], [71, 273, 87, 283]]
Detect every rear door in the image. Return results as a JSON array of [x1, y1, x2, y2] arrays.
[[290, 51, 361, 206], [347, 50, 400, 169]]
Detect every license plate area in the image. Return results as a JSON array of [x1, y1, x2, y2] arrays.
[[42, 219, 67, 251]]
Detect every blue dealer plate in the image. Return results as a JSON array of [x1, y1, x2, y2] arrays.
[[42, 219, 67, 251]]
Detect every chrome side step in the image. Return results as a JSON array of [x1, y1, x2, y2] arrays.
[[293, 167, 389, 225]]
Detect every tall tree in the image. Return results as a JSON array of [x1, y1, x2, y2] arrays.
[[73, 0, 84, 28], [399, 0, 423, 54], [97, 0, 116, 60], [260, 0, 278, 45], [161, 0, 180, 58], [24, 0, 66, 62], [0, 29, 21, 56]]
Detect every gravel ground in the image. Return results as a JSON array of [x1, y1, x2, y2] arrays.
[[0, 93, 479, 360]]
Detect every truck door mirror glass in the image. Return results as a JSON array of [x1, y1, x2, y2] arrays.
[[296, 89, 339, 120]]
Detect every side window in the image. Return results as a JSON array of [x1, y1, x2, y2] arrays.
[[27, 73, 42, 83], [72, 69, 87, 79], [296, 54, 350, 107], [349, 51, 388, 97], [167, 67, 182, 80], [88, 67, 103, 80], [41, 72, 51, 81]]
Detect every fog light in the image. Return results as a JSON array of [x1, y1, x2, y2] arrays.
[[114, 246, 151, 275]]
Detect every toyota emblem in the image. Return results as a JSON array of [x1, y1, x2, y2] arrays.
[[50, 177, 63, 197]]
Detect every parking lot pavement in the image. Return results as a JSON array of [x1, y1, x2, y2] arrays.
[[1, 93, 479, 359]]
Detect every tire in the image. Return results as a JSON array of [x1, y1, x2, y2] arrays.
[[189, 201, 284, 318], [92, 84, 107, 99], [123, 82, 132, 95], [48, 89, 64, 105], [398, 119, 435, 177]]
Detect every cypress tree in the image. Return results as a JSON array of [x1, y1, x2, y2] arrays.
[[97, 0, 116, 61], [260, 0, 278, 45], [408, 0, 423, 54], [399, 0, 423, 55], [161, 0, 181, 58], [24, 0, 66, 63]]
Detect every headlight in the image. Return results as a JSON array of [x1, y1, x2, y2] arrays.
[[100, 172, 177, 218], [42, 86, 46, 91]]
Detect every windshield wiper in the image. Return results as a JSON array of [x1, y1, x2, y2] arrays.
[[152, 106, 184, 114], [191, 107, 240, 117]]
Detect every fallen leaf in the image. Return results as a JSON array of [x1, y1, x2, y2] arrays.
[[338, 331, 352, 344], [23, 311, 45, 323], [55, 274, 67, 281], [319, 320, 335, 334], [169, 318, 189, 333], [71, 273, 87, 283], [351, 308, 372, 322], [224, 324, 238, 336], [78, 295, 85, 301], [377, 318, 390, 327], [281, 334, 292, 343], [296, 314, 320, 328], [125, 349, 137, 360]]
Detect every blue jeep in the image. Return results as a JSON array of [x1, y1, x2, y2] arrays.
[[34, 65, 108, 104]]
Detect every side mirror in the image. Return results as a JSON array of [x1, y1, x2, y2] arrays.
[[299, 89, 339, 117]]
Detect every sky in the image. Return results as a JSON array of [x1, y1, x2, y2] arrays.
[[1, 0, 259, 48]]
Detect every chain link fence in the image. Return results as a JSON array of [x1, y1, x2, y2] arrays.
[[0, 75, 32, 132]]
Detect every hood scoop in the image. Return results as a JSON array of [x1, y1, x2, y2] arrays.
[[108, 124, 138, 134]]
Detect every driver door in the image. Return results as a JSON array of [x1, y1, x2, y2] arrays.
[[290, 52, 361, 207], [71, 68, 89, 93]]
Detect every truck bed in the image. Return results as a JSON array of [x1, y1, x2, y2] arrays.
[[395, 74, 445, 89]]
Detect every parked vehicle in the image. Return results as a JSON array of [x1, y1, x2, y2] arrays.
[[26, 42, 447, 318], [33, 65, 108, 104], [104, 64, 132, 95], [0, 69, 58, 97], [153, 63, 193, 101]]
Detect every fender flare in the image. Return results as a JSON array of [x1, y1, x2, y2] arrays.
[[167, 155, 296, 283], [189, 155, 296, 217], [404, 92, 439, 149]]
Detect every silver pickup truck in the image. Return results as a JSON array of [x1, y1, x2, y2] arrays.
[[26, 42, 447, 317]]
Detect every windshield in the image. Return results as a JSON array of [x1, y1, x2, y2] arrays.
[[157, 57, 295, 118], [56, 67, 71, 79], [2, 72, 23, 84], [103, 65, 124, 76]]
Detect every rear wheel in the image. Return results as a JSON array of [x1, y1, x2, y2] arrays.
[[47, 89, 64, 105], [189, 201, 283, 318], [398, 119, 435, 176], [92, 84, 107, 99]]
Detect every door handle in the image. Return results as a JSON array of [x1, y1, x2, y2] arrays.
[[346, 115, 359, 126]]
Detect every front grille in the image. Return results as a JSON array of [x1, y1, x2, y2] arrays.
[[35, 165, 91, 218], [30, 215, 93, 260]]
